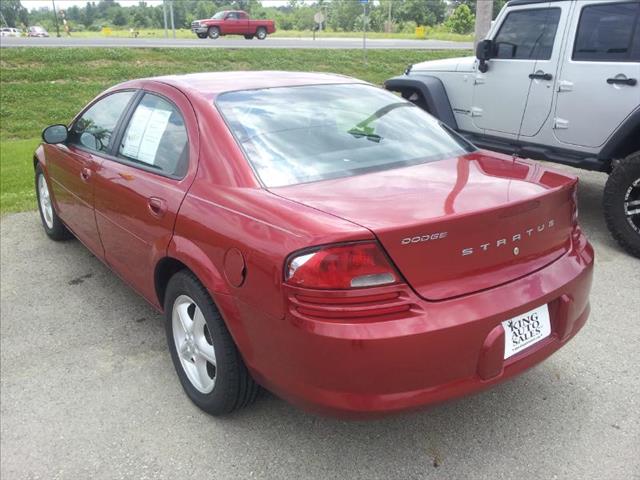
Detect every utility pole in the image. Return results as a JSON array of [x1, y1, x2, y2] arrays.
[[169, 0, 175, 39], [162, 0, 168, 39], [51, 0, 60, 37], [474, 0, 493, 47], [361, 0, 368, 64]]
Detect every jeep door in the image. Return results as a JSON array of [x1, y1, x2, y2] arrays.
[[92, 83, 198, 305], [553, 0, 640, 148], [518, 4, 569, 137], [472, 4, 563, 137]]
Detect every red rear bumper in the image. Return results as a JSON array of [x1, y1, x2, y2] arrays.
[[230, 229, 594, 418]]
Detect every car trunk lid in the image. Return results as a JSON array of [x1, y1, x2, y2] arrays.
[[271, 152, 576, 301]]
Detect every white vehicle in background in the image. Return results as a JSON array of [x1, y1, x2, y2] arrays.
[[386, 0, 640, 257], [0, 28, 22, 37]]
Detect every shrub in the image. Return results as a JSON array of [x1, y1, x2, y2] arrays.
[[445, 4, 475, 35]]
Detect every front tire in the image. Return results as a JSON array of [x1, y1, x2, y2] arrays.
[[207, 26, 220, 39], [603, 151, 640, 258], [256, 27, 267, 40], [196, 33, 207, 39], [35, 164, 72, 241], [165, 271, 259, 415]]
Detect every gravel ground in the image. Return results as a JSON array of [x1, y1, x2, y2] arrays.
[[1, 165, 639, 480]]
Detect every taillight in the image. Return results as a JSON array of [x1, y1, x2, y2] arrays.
[[285, 242, 400, 289]]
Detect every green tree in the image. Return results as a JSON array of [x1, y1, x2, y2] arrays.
[[445, 4, 475, 34], [112, 9, 127, 26], [327, 0, 362, 32], [0, 0, 28, 28], [397, 0, 446, 27], [82, 2, 97, 27]]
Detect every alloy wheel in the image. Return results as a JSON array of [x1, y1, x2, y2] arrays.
[[172, 295, 217, 393], [624, 177, 640, 234], [38, 173, 54, 229]]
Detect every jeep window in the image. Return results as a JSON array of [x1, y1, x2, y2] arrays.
[[217, 84, 475, 187], [573, 2, 640, 62], [493, 8, 561, 60]]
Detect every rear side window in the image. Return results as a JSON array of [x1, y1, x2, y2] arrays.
[[70, 91, 135, 153], [493, 8, 561, 60], [573, 2, 640, 62], [118, 93, 189, 178]]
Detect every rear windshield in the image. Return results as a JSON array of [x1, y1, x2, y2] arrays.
[[216, 83, 474, 187]]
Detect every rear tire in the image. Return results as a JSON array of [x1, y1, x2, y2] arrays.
[[208, 26, 220, 39], [603, 151, 640, 258], [164, 270, 259, 415], [256, 27, 267, 40], [35, 164, 72, 241], [244, 34, 254, 40]]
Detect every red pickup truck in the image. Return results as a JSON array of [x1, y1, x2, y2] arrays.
[[191, 10, 276, 40]]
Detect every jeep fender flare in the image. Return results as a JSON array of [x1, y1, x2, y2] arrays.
[[598, 107, 640, 170], [384, 75, 458, 130]]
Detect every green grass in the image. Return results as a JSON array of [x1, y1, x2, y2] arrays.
[[0, 47, 470, 213], [0, 138, 39, 213], [69, 27, 473, 42]]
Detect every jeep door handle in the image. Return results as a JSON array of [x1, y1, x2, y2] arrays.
[[529, 72, 552, 81], [607, 77, 637, 86]]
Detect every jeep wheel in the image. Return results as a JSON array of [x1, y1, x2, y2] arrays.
[[244, 34, 254, 40], [256, 27, 267, 40], [196, 33, 207, 39], [603, 152, 640, 258], [208, 26, 220, 39]]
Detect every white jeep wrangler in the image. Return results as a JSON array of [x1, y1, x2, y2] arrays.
[[386, 0, 640, 257]]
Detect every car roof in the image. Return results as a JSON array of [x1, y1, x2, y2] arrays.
[[135, 71, 365, 100]]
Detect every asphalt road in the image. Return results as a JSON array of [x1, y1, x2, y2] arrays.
[[1, 165, 639, 480], [0, 35, 471, 50]]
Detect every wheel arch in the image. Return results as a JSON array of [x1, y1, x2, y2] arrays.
[[384, 75, 458, 130], [598, 108, 640, 171], [155, 236, 231, 310]]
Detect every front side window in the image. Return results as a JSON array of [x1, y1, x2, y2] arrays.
[[118, 93, 189, 177], [227, 12, 239, 20], [70, 91, 135, 153], [493, 8, 561, 60], [573, 2, 640, 62], [217, 84, 474, 187]]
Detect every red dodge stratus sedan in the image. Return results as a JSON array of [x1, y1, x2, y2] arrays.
[[34, 72, 594, 417]]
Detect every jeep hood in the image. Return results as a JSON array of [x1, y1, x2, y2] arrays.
[[411, 56, 476, 73]]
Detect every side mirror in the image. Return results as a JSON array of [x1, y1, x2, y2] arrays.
[[476, 39, 493, 73], [42, 124, 68, 144]]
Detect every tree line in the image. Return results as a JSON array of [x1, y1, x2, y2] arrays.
[[2, 0, 505, 35]]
